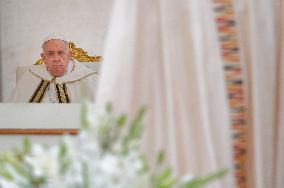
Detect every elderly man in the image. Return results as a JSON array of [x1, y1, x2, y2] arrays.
[[10, 37, 98, 103]]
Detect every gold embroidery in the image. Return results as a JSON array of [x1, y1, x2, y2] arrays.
[[35, 59, 44, 65], [63, 72, 98, 84], [29, 69, 51, 82], [29, 80, 43, 103], [63, 84, 70, 103], [70, 62, 76, 73], [29, 80, 50, 103], [55, 83, 70, 103], [51, 76, 56, 83]]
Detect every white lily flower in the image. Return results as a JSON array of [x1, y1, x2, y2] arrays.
[[0, 104, 220, 188], [24, 144, 59, 178], [0, 177, 21, 188]]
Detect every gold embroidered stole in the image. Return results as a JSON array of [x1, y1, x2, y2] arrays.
[[27, 62, 96, 103], [29, 80, 50, 103], [55, 83, 70, 103], [29, 78, 70, 103]]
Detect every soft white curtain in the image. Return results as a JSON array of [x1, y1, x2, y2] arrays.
[[96, 0, 235, 187], [234, 0, 284, 187]]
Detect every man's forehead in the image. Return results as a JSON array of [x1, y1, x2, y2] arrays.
[[42, 39, 68, 50]]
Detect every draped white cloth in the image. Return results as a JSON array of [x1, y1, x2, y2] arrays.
[[234, 0, 284, 187], [96, 0, 235, 187]]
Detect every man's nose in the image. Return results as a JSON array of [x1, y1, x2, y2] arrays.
[[53, 54, 60, 62]]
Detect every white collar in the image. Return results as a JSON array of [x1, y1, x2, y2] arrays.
[[66, 61, 74, 74], [28, 61, 96, 84]]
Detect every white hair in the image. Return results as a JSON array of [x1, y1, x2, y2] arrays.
[[42, 34, 68, 46]]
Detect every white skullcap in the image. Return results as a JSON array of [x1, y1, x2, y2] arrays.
[[42, 34, 68, 46]]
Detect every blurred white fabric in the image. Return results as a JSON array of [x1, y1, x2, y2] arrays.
[[96, 0, 235, 187], [234, 0, 284, 187]]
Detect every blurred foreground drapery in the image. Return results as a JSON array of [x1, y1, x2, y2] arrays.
[[96, 0, 284, 187], [96, 0, 235, 187], [234, 0, 284, 187]]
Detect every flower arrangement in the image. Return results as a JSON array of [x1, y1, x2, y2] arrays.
[[0, 103, 227, 188]]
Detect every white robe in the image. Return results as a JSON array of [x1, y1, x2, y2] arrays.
[[10, 62, 98, 103]]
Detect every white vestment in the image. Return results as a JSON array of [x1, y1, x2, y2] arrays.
[[10, 62, 98, 103]]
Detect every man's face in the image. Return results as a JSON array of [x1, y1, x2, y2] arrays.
[[41, 39, 71, 77]]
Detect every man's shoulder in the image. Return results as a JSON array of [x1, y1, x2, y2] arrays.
[[27, 64, 53, 81], [16, 64, 47, 82], [74, 62, 100, 76], [56, 62, 98, 84], [74, 62, 95, 73]]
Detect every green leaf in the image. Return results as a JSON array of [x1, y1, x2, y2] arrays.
[[31, 176, 47, 188], [181, 169, 228, 188], [59, 143, 71, 175], [116, 114, 127, 128], [128, 107, 146, 139], [158, 177, 177, 188], [106, 102, 113, 114], [130, 106, 146, 129], [23, 137, 31, 155], [138, 155, 150, 173], [81, 100, 89, 130], [156, 151, 165, 165], [1, 153, 29, 180], [82, 162, 89, 188], [0, 164, 13, 180], [153, 167, 177, 188], [59, 142, 68, 157], [122, 107, 146, 153]]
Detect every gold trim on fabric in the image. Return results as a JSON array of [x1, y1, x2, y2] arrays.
[[63, 72, 98, 84], [35, 59, 44, 65], [63, 84, 70, 103], [29, 80, 50, 103], [70, 61, 76, 73], [28, 69, 50, 82], [55, 83, 70, 103], [34, 41, 102, 65]]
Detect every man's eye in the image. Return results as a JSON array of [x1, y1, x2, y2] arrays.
[[47, 52, 54, 56], [58, 51, 65, 56]]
